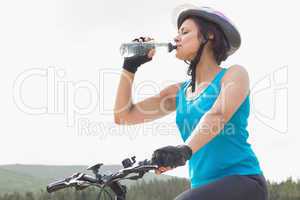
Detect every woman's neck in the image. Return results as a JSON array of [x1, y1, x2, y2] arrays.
[[194, 48, 221, 84]]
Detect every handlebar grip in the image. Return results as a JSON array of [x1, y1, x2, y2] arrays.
[[47, 179, 71, 193]]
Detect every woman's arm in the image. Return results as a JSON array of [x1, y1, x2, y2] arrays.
[[114, 70, 182, 125], [185, 65, 250, 153]]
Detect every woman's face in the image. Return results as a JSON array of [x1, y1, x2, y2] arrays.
[[175, 18, 202, 61]]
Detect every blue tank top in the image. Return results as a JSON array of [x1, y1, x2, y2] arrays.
[[175, 68, 263, 189]]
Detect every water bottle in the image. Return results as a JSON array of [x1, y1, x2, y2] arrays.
[[120, 41, 177, 57]]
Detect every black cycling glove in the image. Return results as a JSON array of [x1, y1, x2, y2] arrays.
[[151, 145, 193, 168], [122, 37, 152, 74], [122, 55, 152, 73]]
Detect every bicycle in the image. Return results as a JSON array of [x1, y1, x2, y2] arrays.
[[46, 156, 158, 200]]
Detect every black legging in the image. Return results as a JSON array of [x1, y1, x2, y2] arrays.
[[175, 175, 268, 200]]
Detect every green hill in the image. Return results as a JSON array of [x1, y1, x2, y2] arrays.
[[0, 164, 88, 181], [0, 167, 43, 193], [0, 164, 171, 194]]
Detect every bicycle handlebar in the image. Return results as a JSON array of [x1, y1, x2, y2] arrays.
[[47, 173, 98, 193], [46, 158, 158, 196], [47, 179, 71, 193]]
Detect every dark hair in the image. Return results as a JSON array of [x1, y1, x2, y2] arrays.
[[185, 16, 230, 76]]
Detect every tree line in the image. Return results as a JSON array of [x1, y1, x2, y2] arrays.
[[0, 177, 299, 200]]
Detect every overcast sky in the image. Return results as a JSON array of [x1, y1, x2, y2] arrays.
[[0, 0, 298, 183]]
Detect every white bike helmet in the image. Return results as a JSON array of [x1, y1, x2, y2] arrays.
[[177, 7, 241, 56]]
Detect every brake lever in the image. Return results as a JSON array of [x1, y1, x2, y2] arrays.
[[69, 173, 84, 181], [66, 173, 91, 188], [111, 163, 158, 181]]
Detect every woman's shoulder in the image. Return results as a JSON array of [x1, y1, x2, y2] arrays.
[[222, 64, 249, 84]]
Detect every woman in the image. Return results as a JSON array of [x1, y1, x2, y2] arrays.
[[114, 6, 268, 200]]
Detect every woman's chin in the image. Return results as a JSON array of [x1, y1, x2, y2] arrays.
[[175, 52, 185, 60]]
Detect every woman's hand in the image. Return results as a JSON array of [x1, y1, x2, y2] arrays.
[[122, 36, 156, 74], [132, 36, 156, 58], [151, 145, 193, 169]]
